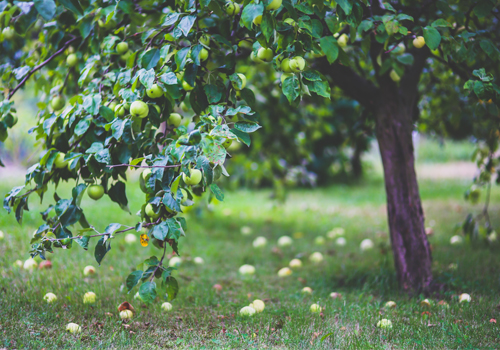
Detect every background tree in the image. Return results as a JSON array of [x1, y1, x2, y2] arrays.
[[1, 0, 499, 297]]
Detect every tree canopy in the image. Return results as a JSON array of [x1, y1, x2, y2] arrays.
[[1, 0, 499, 298]]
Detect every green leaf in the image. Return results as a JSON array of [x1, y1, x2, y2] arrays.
[[261, 11, 275, 43], [178, 15, 196, 36], [74, 118, 91, 136], [94, 237, 111, 265], [162, 192, 181, 212], [230, 128, 251, 147], [164, 277, 179, 301], [99, 106, 115, 122], [210, 183, 224, 201], [175, 47, 190, 72], [396, 53, 414, 65], [34, 0, 56, 20], [336, 0, 352, 15], [203, 84, 223, 104], [139, 281, 157, 303], [423, 26, 441, 50], [319, 36, 339, 64], [58, 0, 83, 16], [241, 3, 264, 30], [108, 181, 130, 212], [431, 19, 452, 28], [240, 88, 256, 109], [479, 40, 500, 61], [234, 121, 261, 133], [166, 218, 183, 241], [473, 0, 495, 18], [74, 235, 90, 250], [141, 49, 160, 70], [282, 75, 300, 104], [151, 221, 169, 241], [126, 270, 143, 292]]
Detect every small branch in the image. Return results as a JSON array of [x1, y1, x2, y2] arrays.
[[106, 163, 182, 169], [8, 37, 79, 100], [151, 244, 168, 282]]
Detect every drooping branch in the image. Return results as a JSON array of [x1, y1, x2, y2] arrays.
[[7, 37, 79, 100], [106, 163, 182, 169], [315, 59, 379, 107]]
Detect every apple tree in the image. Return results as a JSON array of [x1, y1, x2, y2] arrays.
[[1, 0, 500, 296]]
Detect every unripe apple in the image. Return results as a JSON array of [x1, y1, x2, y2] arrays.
[[338, 33, 349, 48], [83, 265, 96, 276], [309, 252, 323, 263], [169, 256, 182, 267], [289, 258, 302, 268], [376, 319, 393, 329], [182, 80, 194, 91], [115, 105, 126, 117], [232, 73, 247, 90], [130, 100, 149, 118], [199, 48, 209, 61], [120, 50, 131, 62], [224, 1, 240, 15], [277, 235, 293, 246], [120, 310, 133, 320], [165, 33, 175, 41], [280, 73, 293, 84], [124, 233, 137, 244], [257, 47, 273, 62], [280, 58, 292, 73], [116, 42, 129, 54], [302, 286, 313, 294], [146, 84, 164, 99], [66, 323, 81, 333], [266, 0, 282, 10], [183, 169, 202, 185], [145, 203, 160, 219], [390, 69, 400, 82], [83, 291, 96, 304], [250, 299, 265, 313], [252, 236, 267, 248], [278, 267, 292, 277], [161, 302, 173, 312], [44, 292, 57, 303], [253, 15, 262, 25], [168, 113, 182, 127], [61, 237, 72, 248], [54, 153, 68, 169], [199, 34, 210, 46], [223, 138, 233, 149], [2, 27, 15, 40], [87, 184, 104, 200], [51, 95, 65, 111], [98, 18, 116, 29], [66, 53, 78, 67], [140, 168, 152, 193], [180, 101, 189, 112], [360, 238, 374, 250], [238, 264, 255, 275], [284, 18, 296, 26], [314, 236, 325, 245], [459, 293, 471, 303], [310, 303, 321, 313], [240, 306, 256, 317], [289, 56, 305, 72], [250, 51, 263, 63], [23, 258, 38, 270], [413, 36, 425, 49], [108, 101, 117, 111]]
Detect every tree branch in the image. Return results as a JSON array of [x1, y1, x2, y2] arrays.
[[106, 163, 182, 169], [400, 47, 429, 106], [8, 37, 79, 100]]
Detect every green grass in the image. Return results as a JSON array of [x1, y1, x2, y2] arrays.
[[1, 175, 499, 349], [415, 136, 475, 164]]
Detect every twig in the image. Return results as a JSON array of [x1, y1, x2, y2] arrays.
[[106, 163, 182, 169], [151, 244, 168, 282], [8, 37, 79, 100]]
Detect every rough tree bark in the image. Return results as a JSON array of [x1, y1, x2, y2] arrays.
[[317, 46, 434, 292]]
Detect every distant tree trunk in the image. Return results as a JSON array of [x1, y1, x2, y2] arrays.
[[375, 90, 433, 292], [350, 143, 363, 179]]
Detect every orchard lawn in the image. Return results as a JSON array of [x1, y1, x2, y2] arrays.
[[1, 174, 499, 349]]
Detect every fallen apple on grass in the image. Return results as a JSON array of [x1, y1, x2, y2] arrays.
[[83, 292, 96, 304], [277, 235, 293, 247], [309, 252, 323, 263], [377, 319, 393, 329], [250, 299, 265, 313], [239, 306, 256, 317], [252, 236, 267, 248], [277, 267, 292, 277], [169, 256, 182, 267], [66, 323, 81, 334], [161, 302, 173, 312], [360, 239, 374, 251], [44, 292, 57, 303], [23, 258, 38, 270], [310, 303, 321, 313], [239, 264, 256, 275], [289, 258, 302, 268], [83, 265, 96, 276], [459, 293, 471, 303], [120, 310, 133, 320], [302, 287, 313, 294]]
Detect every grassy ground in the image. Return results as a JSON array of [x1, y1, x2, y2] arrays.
[[1, 173, 499, 349]]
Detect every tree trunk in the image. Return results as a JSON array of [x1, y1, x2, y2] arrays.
[[351, 143, 363, 179], [375, 91, 433, 292]]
